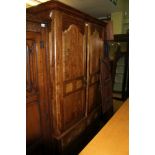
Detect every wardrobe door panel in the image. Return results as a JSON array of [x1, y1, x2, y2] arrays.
[[63, 24, 85, 81], [61, 15, 86, 131], [89, 30, 103, 74], [88, 83, 100, 113], [62, 90, 85, 130], [87, 24, 104, 114]]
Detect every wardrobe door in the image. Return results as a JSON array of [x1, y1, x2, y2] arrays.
[[61, 14, 87, 131], [26, 31, 43, 154], [87, 23, 104, 114]]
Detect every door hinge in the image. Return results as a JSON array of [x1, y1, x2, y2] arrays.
[[40, 40, 44, 48]]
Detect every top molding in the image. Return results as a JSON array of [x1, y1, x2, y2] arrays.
[[26, 0, 106, 26]]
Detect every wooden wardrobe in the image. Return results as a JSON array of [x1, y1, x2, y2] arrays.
[[26, 1, 108, 154]]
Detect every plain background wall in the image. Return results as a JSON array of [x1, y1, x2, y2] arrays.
[[111, 0, 129, 34]]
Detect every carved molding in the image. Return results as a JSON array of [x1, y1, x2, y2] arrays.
[[62, 15, 85, 34], [26, 21, 41, 32], [91, 25, 103, 38]]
